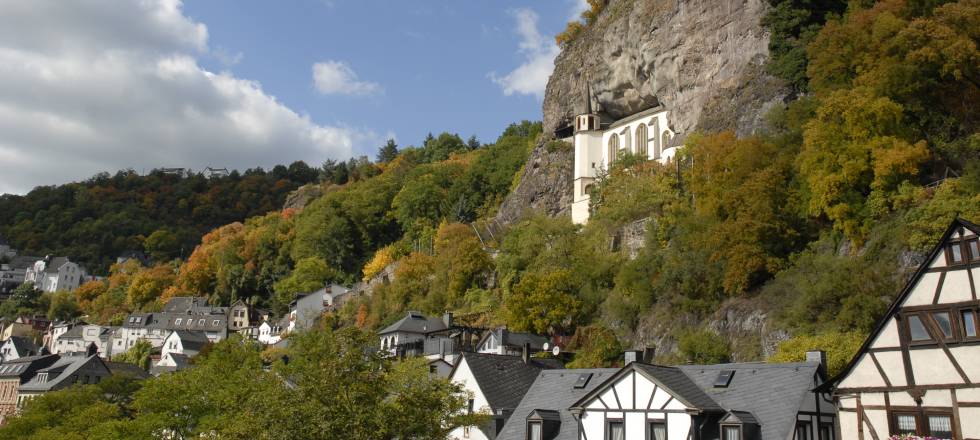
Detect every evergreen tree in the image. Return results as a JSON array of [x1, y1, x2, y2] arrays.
[[377, 139, 399, 163]]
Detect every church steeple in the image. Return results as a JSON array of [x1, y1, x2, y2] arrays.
[[575, 82, 599, 132]]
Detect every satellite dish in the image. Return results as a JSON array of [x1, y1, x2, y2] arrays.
[[542, 342, 550, 351], [552, 346, 560, 356]]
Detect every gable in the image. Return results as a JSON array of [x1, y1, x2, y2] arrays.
[[832, 218, 980, 389], [574, 365, 710, 412]]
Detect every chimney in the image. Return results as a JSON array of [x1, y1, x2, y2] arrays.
[[442, 311, 453, 328], [522, 342, 531, 364], [806, 350, 827, 373], [643, 346, 656, 363], [624, 350, 643, 365]]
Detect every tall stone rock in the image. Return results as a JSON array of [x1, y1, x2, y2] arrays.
[[497, 0, 788, 225]]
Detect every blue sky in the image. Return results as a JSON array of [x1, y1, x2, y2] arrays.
[[0, 0, 583, 194]]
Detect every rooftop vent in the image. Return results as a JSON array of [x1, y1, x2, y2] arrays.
[[714, 370, 735, 388], [573, 373, 593, 389]]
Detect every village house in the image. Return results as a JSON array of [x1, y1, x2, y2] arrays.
[[378, 311, 453, 357], [0, 256, 37, 297], [0, 354, 59, 424], [257, 319, 284, 345], [477, 327, 552, 357], [0, 336, 40, 363], [496, 350, 836, 440], [51, 324, 113, 356], [110, 296, 228, 355], [448, 350, 565, 440], [16, 354, 112, 408], [23, 256, 87, 293], [823, 218, 980, 440], [1, 316, 49, 341], [556, 86, 682, 225], [160, 330, 210, 359], [150, 351, 191, 376]]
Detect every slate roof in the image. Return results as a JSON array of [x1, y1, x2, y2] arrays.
[[105, 361, 150, 379], [150, 353, 191, 375], [496, 369, 618, 440], [454, 352, 564, 412], [378, 311, 447, 335], [5, 335, 39, 357], [677, 362, 821, 440], [634, 364, 723, 411], [42, 257, 70, 274], [171, 330, 210, 352], [19, 354, 106, 392], [0, 354, 59, 382]]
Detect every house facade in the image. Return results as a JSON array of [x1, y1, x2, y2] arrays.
[[16, 354, 111, 408], [826, 219, 980, 440], [0, 354, 59, 424], [477, 327, 551, 357], [52, 324, 113, 356], [560, 87, 682, 225], [160, 330, 209, 359], [24, 256, 86, 293], [448, 351, 565, 440], [0, 336, 39, 362]]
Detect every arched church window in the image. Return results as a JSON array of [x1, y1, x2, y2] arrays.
[[621, 128, 631, 155], [635, 124, 648, 158], [607, 134, 619, 165], [662, 131, 672, 152], [651, 118, 661, 159]]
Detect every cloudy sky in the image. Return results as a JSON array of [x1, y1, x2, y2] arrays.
[[0, 0, 586, 195]]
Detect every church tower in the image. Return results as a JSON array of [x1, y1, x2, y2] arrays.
[[571, 84, 603, 225]]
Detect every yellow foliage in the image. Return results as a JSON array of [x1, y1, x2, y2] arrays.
[[363, 245, 396, 282]]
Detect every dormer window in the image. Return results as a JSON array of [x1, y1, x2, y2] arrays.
[[723, 425, 742, 440], [528, 422, 542, 440]]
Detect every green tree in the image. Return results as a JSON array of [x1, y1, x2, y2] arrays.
[[114, 339, 152, 371], [143, 229, 179, 262], [377, 139, 399, 163], [47, 291, 80, 322], [770, 331, 866, 376], [678, 329, 730, 364], [503, 269, 583, 335]]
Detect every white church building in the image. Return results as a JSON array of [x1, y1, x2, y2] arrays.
[[559, 86, 682, 224]]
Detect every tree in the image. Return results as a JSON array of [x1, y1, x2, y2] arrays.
[[114, 339, 152, 371], [377, 139, 399, 163], [125, 264, 176, 310], [47, 291, 80, 322], [503, 269, 583, 335], [143, 229, 179, 262], [0, 282, 42, 319], [466, 135, 480, 150], [678, 329, 730, 364], [770, 331, 865, 376], [273, 257, 337, 313]]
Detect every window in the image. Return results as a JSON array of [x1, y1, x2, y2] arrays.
[[950, 244, 963, 263], [932, 312, 954, 339], [796, 422, 811, 440], [969, 240, 980, 260], [608, 420, 625, 440], [907, 315, 931, 341], [608, 135, 620, 165], [212, 320, 220, 326], [662, 132, 672, 152], [622, 129, 632, 155], [928, 415, 952, 439], [175, 318, 182, 325], [895, 413, 918, 435], [198, 319, 205, 326], [529, 421, 543, 440], [636, 124, 648, 157], [819, 424, 834, 440], [723, 425, 742, 440], [649, 421, 667, 440], [962, 310, 978, 338]]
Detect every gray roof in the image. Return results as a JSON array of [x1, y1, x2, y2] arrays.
[[634, 364, 723, 411], [677, 362, 821, 440], [454, 352, 565, 412], [171, 330, 210, 352], [105, 361, 150, 379], [123, 311, 227, 332], [4, 336, 39, 357], [19, 354, 107, 392], [378, 311, 447, 335], [497, 369, 618, 440], [43, 257, 70, 273], [150, 353, 191, 375], [0, 354, 60, 381]]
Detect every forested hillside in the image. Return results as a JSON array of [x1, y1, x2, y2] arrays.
[[6, 0, 978, 369]]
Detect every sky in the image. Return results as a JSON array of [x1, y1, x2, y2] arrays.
[[0, 0, 588, 195]]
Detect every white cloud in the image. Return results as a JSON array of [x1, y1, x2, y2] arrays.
[[312, 61, 383, 96], [489, 8, 560, 98], [0, 0, 375, 195]]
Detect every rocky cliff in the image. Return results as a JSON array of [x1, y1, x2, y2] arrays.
[[498, 0, 788, 225]]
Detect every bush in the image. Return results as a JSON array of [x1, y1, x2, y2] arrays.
[[769, 331, 865, 376], [678, 329, 730, 364]]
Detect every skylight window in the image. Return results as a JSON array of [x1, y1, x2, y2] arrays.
[[574, 373, 593, 389], [714, 370, 735, 388]]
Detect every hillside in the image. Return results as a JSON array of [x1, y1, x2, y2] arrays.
[[0, 164, 320, 274], [8, 0, 978, 367]]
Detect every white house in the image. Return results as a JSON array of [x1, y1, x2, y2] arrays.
[[560, 86, 682, 224], [257, 320, 283, 345], [378, 311, 450, 357], [24, 256, 86, 293], [825, 218, 980, 440], [52, 324, 113, 356], [477, 327, 551, 357], [109, 297, 228, 355], [0, 336, 39, 362], [448, 351, 564, 440], [497, 352, 836, 440], [160, 330, 210, 359]]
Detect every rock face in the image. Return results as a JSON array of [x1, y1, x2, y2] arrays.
[[282, 183, 324, 211], [498, 0, 787, 225]]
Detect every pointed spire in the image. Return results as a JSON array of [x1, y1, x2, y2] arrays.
[[584, 81, 593, 115]]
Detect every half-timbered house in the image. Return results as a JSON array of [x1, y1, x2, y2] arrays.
[[823, 218, 980, 440]]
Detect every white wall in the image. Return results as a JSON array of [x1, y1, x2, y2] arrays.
[[448, 356, 491, 440]]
